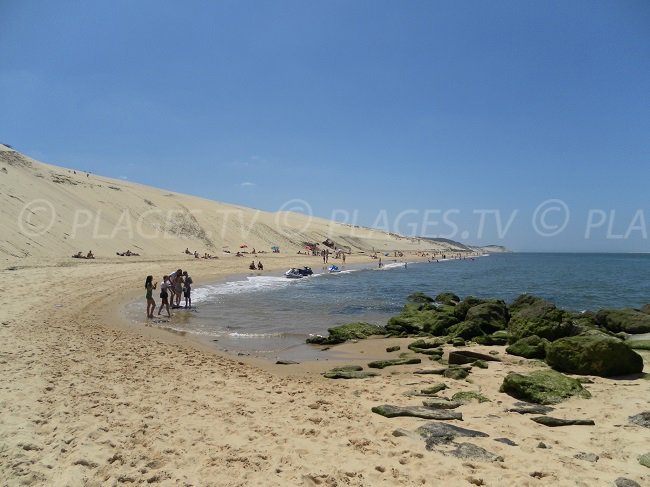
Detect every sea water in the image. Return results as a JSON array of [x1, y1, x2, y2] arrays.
[[126, 253, 650, 360]]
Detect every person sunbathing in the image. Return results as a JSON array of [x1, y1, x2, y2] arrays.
[[86, 250, 94, 259], [72, 251, 84, 258]]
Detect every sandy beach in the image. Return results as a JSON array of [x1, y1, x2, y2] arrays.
[[2, 148, 649, 486]]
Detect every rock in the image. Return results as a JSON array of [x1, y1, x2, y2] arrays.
[[506, 335, 549, 359], [615, 478, 641, 487], [574, 452, 599, 463], [409, 347, 443, 356], [306, 322, 386, 345], [422, 399, 463, 409], [638, 453, 650, 468], [537, 442, 548, 449], [414, 365, 472, 375], [276, 360, 300, 365], [629, 412, 650, 428], [506, 402, 555, 415], [488, 330, 510, 345], [595, 308, 650, 334], [626, 340, 650, 350], [386, 345, 401, 352], [407, 292, 434, 303], [445, 443, 504, 462], [472, 360, 488, 369], [448, 321, 485, 341], [464, 301, 510, 334], [443, 367, 469, 380], [371, 405, 463, 421], [451, 337, 466, 346], [420, 383, 448, 395], [546, 335, 644, 377], [500, 370, 592, 405], [417, 422, 488, 446], [392, 428, 419, 440], [408, 338, 447, 349], [448, 350, 501, 365], [367, 357, 421, 369], [494, 438, 518, 446], [453, 296, 488, 320], [508, 294, 572, 343], [323, 368, 379, 379], [434, 292, 460, 306], [641, 304, 650, 315], [531, 416, 595, 427], [452, 391, 491, 404], [386, 306, 459, 336]]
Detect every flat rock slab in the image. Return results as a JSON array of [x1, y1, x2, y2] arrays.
[[372, 405, 463, 421], [417, 422, 488, 445], [615, 478, 641, 487], [422, 399, 463, 409], [494, 438, 518, 446], [507, 402, 555, 415], [629, 412, 650, 428], [414, 365, 472, 375], [448, 350, 502, 365], [531, 416, 595, 427], [276, 360, 300, 365], [441, 442, 504, 462], [368, 357, 421, 369], [324, 370, 379, 379], [574, 452, 599, 463]]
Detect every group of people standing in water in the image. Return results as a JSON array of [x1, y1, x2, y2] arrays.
[[144, 268, 193, 318]]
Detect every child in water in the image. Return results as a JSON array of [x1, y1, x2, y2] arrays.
[[158, 275, 172, 317], [145, 275, 157, 318]]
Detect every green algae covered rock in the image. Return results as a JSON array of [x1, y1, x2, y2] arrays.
[[386, 305, 459, 336], [545, 335, 644, 377], [434, 292, 461, 306], [368, 356, 421, 369], [408, 337, 447, 349], [506, 335, 550, 359], [500, 370, 591, 405], [464, 301, 510, 334], [443, 367, 469, 380], [626, 340, 650, 350], [448, 320, 485, 341], [372, 404, 462, 420], [595, 308, 650, 334], [420, 383, 448, 395], [639, 453, 650, 469], [452, 391, 491, 403], [306, 322, 386, 345], [407, 292, 435, 304], [507, 294, 573, 343], [324, 365, 379, 379]]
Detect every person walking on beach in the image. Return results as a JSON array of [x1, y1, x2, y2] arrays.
[[378, 257, 382, 268], [145, 275, 157, 318], [182, 271, 193, 308], [158, 275, 172, 317]]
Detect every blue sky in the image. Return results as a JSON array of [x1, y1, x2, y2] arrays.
[[1, 0, 649, 251]]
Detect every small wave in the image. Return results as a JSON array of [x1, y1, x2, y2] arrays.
[[192, 275, 293, 302]]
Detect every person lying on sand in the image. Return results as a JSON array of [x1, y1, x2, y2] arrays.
[[72, 251, 84, 258]]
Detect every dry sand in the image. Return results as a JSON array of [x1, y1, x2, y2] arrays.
[[1, 146, 649, 486]]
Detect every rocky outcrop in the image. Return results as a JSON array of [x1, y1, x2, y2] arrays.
[[306, 322, 386, 345], [545, 335, 644, 377], [595, 308, 650, 334], [500, 370, 591, 404]]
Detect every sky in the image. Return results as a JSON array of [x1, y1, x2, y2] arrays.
[[1, 0, 649, 252]]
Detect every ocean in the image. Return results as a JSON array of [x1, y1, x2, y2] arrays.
[[126, 253, 650, 360]]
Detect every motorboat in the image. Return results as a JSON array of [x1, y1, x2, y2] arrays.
[[285, 266, 314, 278]]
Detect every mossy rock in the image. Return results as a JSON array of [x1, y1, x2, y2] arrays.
[[464, 301, 510, 334], [368, 357, 421, 369], [595, 308, 650, 334], [452, 391, 491, 403], [500, 369, 591, 405], [453, 296, 487, 320], [323, 366, 379, 379], [546, 335, 644, 377], [434, 292, 460, 306], [626, 340, 650, 350], [451, 337, 466, 347], [386, 307, 459, 336], [472, 360, 488, 369], [407, 292, 435, 304], [408, 338, 447, 350], [507, 315, 573, 344], [506, 335, 550, 359], [307, 322, 386, 345], [420, 383, 448, 395], [410, 347, 444, 356], [386, 345, 401, 352], [448, 320, 485, 341], [443, 367, 469, 380], [489, 330, 510, 345], [641, 304, 650, 315], [639, 453, 650, 469]]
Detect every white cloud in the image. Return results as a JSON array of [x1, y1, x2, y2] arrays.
[[240, 181, 256, 188]]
